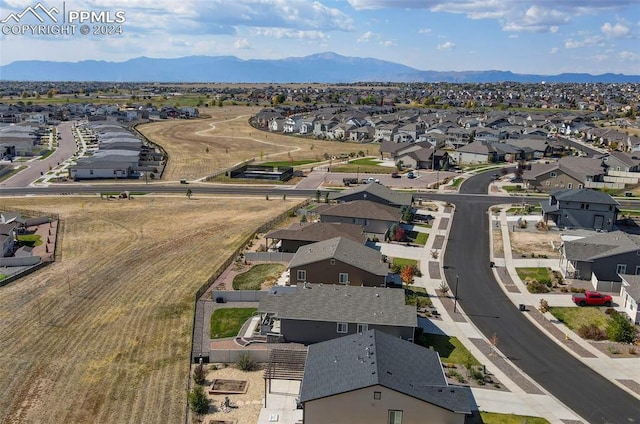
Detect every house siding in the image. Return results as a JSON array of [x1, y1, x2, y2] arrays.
[[280, 319, 413, 344], [303, 385, 465, 424], [592, 252, 640, 282], [550, 200, 616, 231], [528, 171, 583, 192], [320, 215, 392, 238], [290, 258, 387, 287]]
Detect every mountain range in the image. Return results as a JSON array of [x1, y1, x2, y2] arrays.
[[1, 52, 638, 83]]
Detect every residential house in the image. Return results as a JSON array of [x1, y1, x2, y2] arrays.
[[473, 128, 507, 143], [618, 274, 640, 324], [268, 118, 285, 132], [327, 183, 413, 207], [287, 236, 389, 287], [317, 200, 401, 239], [283, 116, 303, 133], [602, 151, 640, 173], [0, 223, 18, 257], [454, 141, 496, 165], [68, 152, 138, 180], [522, 157, 606, 192], [541, 188, 619, 231], [257, 284, 417, 344], [560, 231, 640, 291], [299, 329, 472, 424], [349, 126, 374, 142], [505, 138, 552, 159], [265, 222, 366, 253], [374, 124, 398, 142]]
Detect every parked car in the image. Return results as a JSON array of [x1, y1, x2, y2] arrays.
[[407, 171, 416, 179], [343, 177, 359, 186], [572, 290, 613, 307], [365, 177, 380, 183], [391, 172, 401, 178], [510, 177, 523, 183]]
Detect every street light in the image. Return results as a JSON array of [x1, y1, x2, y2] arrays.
[[453, 274, 460, 313]]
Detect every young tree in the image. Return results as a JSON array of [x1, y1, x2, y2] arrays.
[[188, 385, 209, 414], [394, 226, 405, 242], [606, 312, 636, 343], [186, 188, 192, 199], [400, 265, 414, 285], [193, 363, 206, 385]]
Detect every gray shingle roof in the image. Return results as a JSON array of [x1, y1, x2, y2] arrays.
[[265, 222, 366, 245], [564, 231, 640, 261], [299, 329, 472, 414], [551, 188, 619, 205], [259, 284, 417, 327], [328, 183, 413, 207], [319, 200, 400, 222], [287, 236, 388, 276], [619, 274, 640, 301]]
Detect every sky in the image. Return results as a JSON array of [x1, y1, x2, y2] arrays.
[[0, 0, 639, 75]]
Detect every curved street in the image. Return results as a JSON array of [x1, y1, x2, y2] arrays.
[[443, 172, 639, 423]]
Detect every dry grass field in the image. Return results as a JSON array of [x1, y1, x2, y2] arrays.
[[0, 195, 294, 424], [137, 106, 372, 181], [509, 229, 562, 259]]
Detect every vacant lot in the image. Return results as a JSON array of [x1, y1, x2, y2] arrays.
[[0, 195, 293, 424], [509, 229, 562, 259], [137, 106, 369, 181]]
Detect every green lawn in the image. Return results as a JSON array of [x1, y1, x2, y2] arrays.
[[330, 163, 396, 174], [480, 412, 550, 424], [232, 263, 285, 290], [502, 185, 524, 193], [16, 234, 43, 247], [451, 177, 463, 188], [416, 333, 481, 366], [548, 307, 609, 332], [392, 257, 418, 268], [404, 286, 432, 308], [0, 274, 6, 281], [348, 157, 383, 166], [515, 267, 551, 283], [414, 223, 432, 229], [259, 160, 317, 167], [413, 231, 429, 245], [209, 308, 257, 339]]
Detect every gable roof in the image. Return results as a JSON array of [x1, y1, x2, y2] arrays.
[[265, 222, 366, 245], [550, 188, 618, 206], [564, 231, 640, 261], [319, 200, 400, 222], [299, 329, 471, 413], [287, 236, 388, 276], [327, 183, 413, 207], [259, 284, 416, 328], [619, 274, 640, 301]]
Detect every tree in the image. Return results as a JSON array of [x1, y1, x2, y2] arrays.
[[400, 265, 414, 285], [186, 188, 192, 199], [188, 385, 209, 415], [394, 226, 405, 242], [400, 205, 415, 223], [606, 311, 636, 343], [193, 363, 206, 385]]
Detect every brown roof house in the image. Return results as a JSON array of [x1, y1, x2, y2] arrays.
[[257, 284, 416, 344], [287, 236, 389, 287], [299, 329, 472, 424], [265, 222, 366, 253], [327, 183, 413, 207], [317, 200, 401, 240], [522, 156, 606, 192]]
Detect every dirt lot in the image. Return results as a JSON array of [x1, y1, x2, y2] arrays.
[[0, 195, 294, 424], [137, 106, 370, 181], [509, 228, 562, 259]]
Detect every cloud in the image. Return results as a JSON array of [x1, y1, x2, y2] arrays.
[[418, 28, 432, 34], [234, 38, 250, 49], [437, 41, 455, 51], [601, 22, 630, 38], [253, 28, 327, 40], [346, 0, 636, 33], [550, 47, 560, 54], [357, 31, 373, 42], [565, 35, 605, 49], [380, 40, 396, 47], [619, 51, 639, 60]]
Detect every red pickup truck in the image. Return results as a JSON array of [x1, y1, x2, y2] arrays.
[[572, 291, 613, 307]]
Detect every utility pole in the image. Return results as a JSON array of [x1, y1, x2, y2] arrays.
[[453, 274, 460, 313]]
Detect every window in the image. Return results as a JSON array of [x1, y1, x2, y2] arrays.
[[567, 183, 573, 189], [616, 264, 627, 275], [113, 170, 117, 175], [337, 322, 348, 333], [90, 169, 94, 175], [578, 184, 584, 189], [373, 391, 381, 400], [388, 410, 403, 424], [545, 181, 551, 186], [357, 323, 368, 333], [339, 273, 349, 284], [635, 266, 640, 275], [550, 172, 557, 178], [330, 259, 336, 265], [296, 270, 306, 281]]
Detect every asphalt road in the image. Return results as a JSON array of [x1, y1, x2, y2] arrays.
[[444, 173, 640, 423]]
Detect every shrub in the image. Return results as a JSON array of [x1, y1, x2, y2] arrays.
[[193, 363, 206, 385], [538, 298, 550, 313], [527, 280, 550, 293], [236, 352, 257, 371], [577, 324, 607, 341], [606, 313, 637, 343], [188, 385, 209, 415]]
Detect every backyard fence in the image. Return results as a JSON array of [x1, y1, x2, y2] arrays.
[[244, 252, 294, 263]]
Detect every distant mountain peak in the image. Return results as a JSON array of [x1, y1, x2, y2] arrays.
[[1, 53, 638, 83]]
